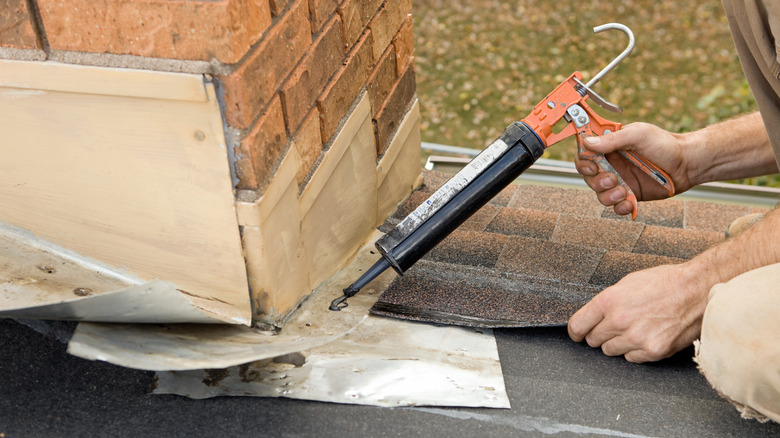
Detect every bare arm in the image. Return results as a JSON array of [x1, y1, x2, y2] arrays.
[[683, 111, 777, 186]]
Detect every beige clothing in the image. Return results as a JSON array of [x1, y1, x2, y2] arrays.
[[696, 0, 780, 422], [695, 263, 780, 423], [722, 0, 780, 169]]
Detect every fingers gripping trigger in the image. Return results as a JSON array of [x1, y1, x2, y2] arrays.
[[579, 146, 639, 219]]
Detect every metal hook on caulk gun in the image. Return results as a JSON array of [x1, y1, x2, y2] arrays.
[[586, 23, 635, 89], [574, 23, 635, 114]]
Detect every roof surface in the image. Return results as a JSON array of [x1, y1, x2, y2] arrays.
[[3, 171, 779, 437], [371, 170, 764, 327], [4, 316, 780, 436]]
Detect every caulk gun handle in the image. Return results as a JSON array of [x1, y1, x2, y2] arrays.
[[578, 140, 639, 219], [573, 102, 675, 220]]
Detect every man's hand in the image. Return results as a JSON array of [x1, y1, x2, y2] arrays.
[[568, 112, 778, 363], [567, 262, 710, 363], [576, 113, 777, 217], [575, 122, 692, 216]]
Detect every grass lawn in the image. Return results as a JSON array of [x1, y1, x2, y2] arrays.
[[412, 1, 779, 186]]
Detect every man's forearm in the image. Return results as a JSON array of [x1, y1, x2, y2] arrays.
[[684, 112, 779, 185], [689, 205, 780, 287]]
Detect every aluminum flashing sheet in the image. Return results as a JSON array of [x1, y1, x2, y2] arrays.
[[68, 322, 351, 371], [154, 236, 510, 408], [154, 317, 507, 407], [2, 216, 507, 408], [370, 170, 741, 328]]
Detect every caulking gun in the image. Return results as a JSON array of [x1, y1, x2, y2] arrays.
[[330, 23, 675, 311]]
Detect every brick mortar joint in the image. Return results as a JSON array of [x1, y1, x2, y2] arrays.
[[45, 50, 229, 75], [0, 47, 47, 62], [0, 49, 234, 76], [216, 0, 312, 76], [25, 0, 50, 55]]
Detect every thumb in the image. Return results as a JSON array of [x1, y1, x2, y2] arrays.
[[583, 131, 625, 154], [583, 123, 649, 154]]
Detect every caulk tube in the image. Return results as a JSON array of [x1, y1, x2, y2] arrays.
[[330, 122, 544, 310], [374, 122, 536, 267], [378, 122, 544, 272]]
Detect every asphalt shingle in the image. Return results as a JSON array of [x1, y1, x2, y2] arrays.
[[633, 225, 723, 259], [371, 260, 601, 328], [424, 230, 507, 268], [684, 200, 750, 232], [496, 236, 605, 283], [589, 251, 685, 287], [370, 170, 748, 328], [484, 208, 558, 239], [508, 184, 605, 217], [551, 214, 645, 252], [602, 197, 685, 227]]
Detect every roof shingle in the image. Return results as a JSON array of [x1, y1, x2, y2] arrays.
[[370, 170, 729, 327]]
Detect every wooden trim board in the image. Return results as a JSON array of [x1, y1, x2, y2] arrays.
[[0, 60, 251, 325], [0, 59, 209, 102], [376, 100, 423, 224]]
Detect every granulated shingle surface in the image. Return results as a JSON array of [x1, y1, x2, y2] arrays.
[[371, 260, 601, 328], [589, 251, 685, 286], [457, 203, 501, 232], [484, 208, 558, 239], [602, 198, 685, 227], [634, 225, 723, 259], [496, 236, 605, 283], [551, 214, 644, 251], [369, 170, 737, 328], [508, 184, 605, 217], [425, 230, 507, 268], [684, 200, 750, 232]]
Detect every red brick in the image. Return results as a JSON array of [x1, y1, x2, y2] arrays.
[[0, 0, 39, 49], [235, 95, 288, 190], [268, 0, 291, 16], [337, 0, 383, 48], [292, 108, 323, 185], [368, 0, 412, 61], [373, 58, 416, 155], [279, 15, 344, 133], [392, 15, 414, 75], [317, 30, 374, 144], [37, 0, 271, 64], [221, 0, 311, 129], [366, 44, 397, 116], [308, 0, 339, 34]]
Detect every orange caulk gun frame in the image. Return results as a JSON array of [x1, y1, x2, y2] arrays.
[[523, 24, 675, 219]]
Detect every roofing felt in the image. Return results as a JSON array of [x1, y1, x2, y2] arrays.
[[370, 170, 766, 328], [6, 317, 780, 437]]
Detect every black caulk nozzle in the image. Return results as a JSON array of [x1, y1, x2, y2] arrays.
[[329, 257, 392, 311]]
